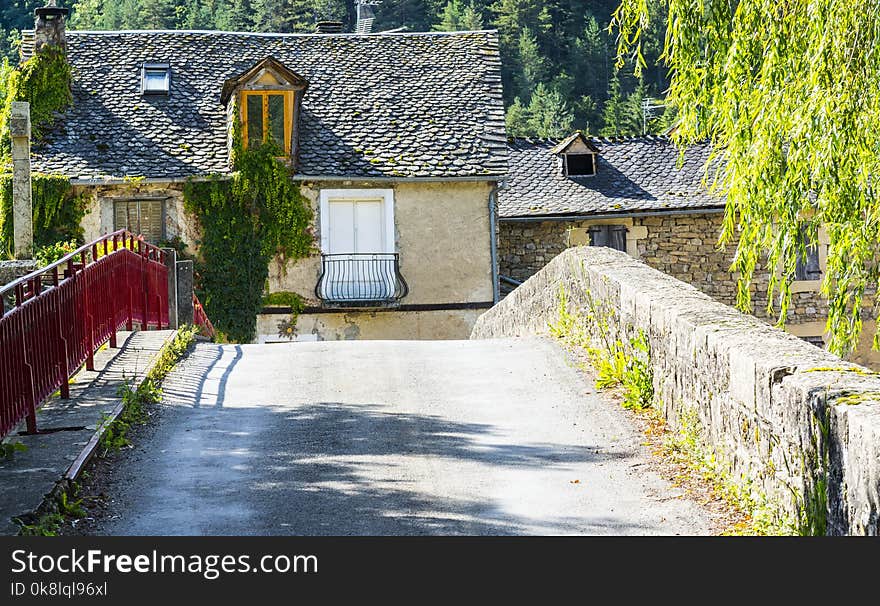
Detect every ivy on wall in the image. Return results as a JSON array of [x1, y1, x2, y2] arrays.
[[0, 173, 86, 258], [184, 141, 313, 343], [0, 46, 72, 162], [0, 45, 78, 259]]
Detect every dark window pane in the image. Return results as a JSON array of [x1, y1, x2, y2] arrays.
[[588, 225, 627, 252], [267, 94, 285, 148], [246, 95, 263, 148], [566, 154, 595, 176], [794, 226, 821, 280]]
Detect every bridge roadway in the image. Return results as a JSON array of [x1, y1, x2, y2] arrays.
[[93, 337, 711, 535]]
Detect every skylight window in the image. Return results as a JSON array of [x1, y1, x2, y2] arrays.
[[141, 63, 170, 95]]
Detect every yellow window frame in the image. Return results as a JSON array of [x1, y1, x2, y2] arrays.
[[240, 90, 294, 154]]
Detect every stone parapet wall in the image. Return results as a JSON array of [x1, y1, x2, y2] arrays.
[[0, 260, 39, 286], [499, 213, 832, 325], [472, 246, 880, 535]]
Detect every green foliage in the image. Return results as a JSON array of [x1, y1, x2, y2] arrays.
[[1, 440, 27, 461], [611, 1, 880, 355], [18, 512, 64, 536], [100, 326, 196, 453], [599, 75, 650, 136], [184, 142, 313, 343], [0, 45, 72, 158], [663, 407, 798, 536], [264, 290, 305, 339], [0, 1, 673, 135], [0, 173, 86, 259], [505, 83, 574, 138], [549, 284, 654, 410], [433, 0, 483, 31], [57, 491, 86, 519], [34, 239, 78, 267]]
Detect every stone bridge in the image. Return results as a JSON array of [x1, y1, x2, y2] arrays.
[[3, 248, 878, 536], [473, 246, 880, 535]]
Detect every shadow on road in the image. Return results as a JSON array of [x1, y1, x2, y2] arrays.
[[94, 342, 679, 536]]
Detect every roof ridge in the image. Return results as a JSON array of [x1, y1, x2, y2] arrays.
[[508, 134, 673, 147], [67, 28, 499, 38]]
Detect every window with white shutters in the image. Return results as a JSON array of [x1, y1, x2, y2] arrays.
[[113, 200, 165, 242]]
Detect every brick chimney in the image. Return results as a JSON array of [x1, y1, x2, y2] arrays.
[[34, 1, 69, 54]]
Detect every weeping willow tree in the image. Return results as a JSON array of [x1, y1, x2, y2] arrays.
[[612, 1, 880, 355]]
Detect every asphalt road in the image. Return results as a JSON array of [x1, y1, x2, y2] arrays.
[[93, 337, 711, 535]]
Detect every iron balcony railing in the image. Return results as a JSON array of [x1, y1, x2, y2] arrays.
[[315, 253, 409, 305]]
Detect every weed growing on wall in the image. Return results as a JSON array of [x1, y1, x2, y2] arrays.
[[263, 290, 305, 340], [100, 326, 197, 454], [549, 283, 654, 410], [184, 141, 313, 343]]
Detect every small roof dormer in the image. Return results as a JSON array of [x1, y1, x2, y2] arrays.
[[221, 57, 309, 164], [551, 132, 598, 177]]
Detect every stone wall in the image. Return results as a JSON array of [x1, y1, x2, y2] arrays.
[[0, 260, 38, 286], [499, 213, 880, 367], [499, 213, 829, 324], [472, 246, 880, 535]]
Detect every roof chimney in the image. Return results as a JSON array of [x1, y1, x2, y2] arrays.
[[315, 20, 344, 34], [34, 0, 69, 54]]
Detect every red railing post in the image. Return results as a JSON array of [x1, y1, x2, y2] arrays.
[[20, 318, 37, 434], [82, 249, 95, 372], [140, 240, 150, 330], [52, 266, 70, 400]]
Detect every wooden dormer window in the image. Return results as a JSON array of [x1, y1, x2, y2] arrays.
[[241, 90, 294, 153], [221, 57, 309, 161], [551, 132, 600, 178], [563, 153, 596, 176]]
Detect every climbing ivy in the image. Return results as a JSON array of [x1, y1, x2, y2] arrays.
[[0, 173, 87, 258], [0, 44, 78, 259], [184, 141, 313, 343], [0, 45, 72, 162]]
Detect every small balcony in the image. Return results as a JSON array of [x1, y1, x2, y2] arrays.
[[315, 253, 409, 306]]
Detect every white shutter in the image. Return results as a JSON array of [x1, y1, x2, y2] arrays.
[[328, 201, 355, 254], [353, 200, 383, 253]]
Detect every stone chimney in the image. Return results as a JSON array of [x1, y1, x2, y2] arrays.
[[34, 1, 69, 54]]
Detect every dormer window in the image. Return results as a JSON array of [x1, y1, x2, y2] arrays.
[[564, 153, 596, 176], [551, 132, 599, 178], [141, 63, 170, 95], [242, 90, 293, 153], [221, 57, 309, 161]]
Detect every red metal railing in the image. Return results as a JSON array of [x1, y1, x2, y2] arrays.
[[0, 230, 169, 438], [192, 293, 215, 339]]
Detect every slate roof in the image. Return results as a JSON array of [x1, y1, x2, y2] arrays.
[[498, 136, 723, 218], [30, 30, 507, 180]]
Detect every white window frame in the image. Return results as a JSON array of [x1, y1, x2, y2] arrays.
[[319, 188, 395, 254], [142, 63, 170, 95]]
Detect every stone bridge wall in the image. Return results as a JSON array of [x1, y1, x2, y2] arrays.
[[472, 246, 880, 535]]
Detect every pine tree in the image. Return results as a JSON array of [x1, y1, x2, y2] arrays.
[[526, 83, 573, 138], [504, 97, 529, 137], [434, 0, 483, 31], [515, 27, 543, 100], [600, 75, 626, 136]]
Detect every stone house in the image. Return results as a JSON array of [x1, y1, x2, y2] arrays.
[[498, 133, 880, 367], [23, 3, 506, 341]]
